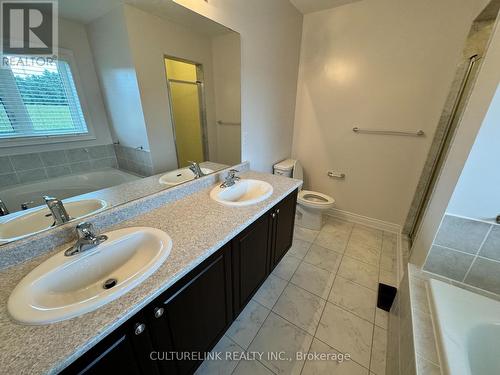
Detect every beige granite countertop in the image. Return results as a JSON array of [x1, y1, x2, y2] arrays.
[[0, 170, 301, 375]]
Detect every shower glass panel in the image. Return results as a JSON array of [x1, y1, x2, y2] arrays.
[[403, 8, 498, 244], [165, 58, 207, 168]]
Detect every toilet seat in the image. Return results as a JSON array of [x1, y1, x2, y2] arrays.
[[297, 190, 335, 209]]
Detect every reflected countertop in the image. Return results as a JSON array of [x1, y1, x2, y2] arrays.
[[68, 161, 229, 209]]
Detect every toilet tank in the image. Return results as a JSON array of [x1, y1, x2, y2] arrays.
[[273, 159, 295, 177], [273, 159, 303, 181]]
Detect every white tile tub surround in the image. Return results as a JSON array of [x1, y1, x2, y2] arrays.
[[424, 214, 500, 296], [0, 145, 119, 188], [0, 168, 139, 213], [386, 262, 448, 375], [391, 263, 500, 375], [199, 218, 399, 375], [113, 144, 154, 177], [428, 278, 500, 375]]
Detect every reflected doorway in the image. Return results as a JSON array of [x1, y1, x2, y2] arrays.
[[165, 57, 208, 168]]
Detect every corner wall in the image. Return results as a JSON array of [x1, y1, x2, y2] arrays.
[[211, 33, 241, 165], [291, 0, 486, 226], [172, 0, 303, 173], [123, 4, 220, 173], [87, 6, 150, 155]]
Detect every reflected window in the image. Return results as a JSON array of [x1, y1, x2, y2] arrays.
[[0, 99, 13, 134], [0, 55, 88, 140]]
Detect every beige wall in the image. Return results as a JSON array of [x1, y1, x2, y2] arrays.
[[211, 33, 241, 165], [87, 6, 150, 152], [291, 0, 485, 226], [173, 0, 303, 172], [123, 4, 218, 173]]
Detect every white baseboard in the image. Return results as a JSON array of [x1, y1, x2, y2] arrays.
[[326, 208, 402, 234]]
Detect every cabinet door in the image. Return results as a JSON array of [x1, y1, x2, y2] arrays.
[[149, 245, 233, 375], [272, 191, 297, 267], [232, 213, 272, 314], [129, 319, 160, 375], [61, 314, 158, 375]]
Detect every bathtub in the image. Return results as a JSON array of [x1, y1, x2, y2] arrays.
[[428, 279, 500, 375], [0, 168, 140, 213]]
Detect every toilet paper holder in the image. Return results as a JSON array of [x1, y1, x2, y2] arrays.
[[327, 171, 345, 179]]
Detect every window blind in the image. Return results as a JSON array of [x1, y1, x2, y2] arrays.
[[0, 57, 88, 139]]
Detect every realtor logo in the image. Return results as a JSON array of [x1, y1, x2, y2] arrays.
[[1, 0, 57, 56]]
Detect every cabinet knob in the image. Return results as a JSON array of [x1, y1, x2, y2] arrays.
[[134, 323, 146, 335], [276, 209, 280, 214], [154, 307, 164, 318], [271, 213, 276, 219]]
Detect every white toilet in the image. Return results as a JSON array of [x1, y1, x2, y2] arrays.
[[274, 159, 335, 231]]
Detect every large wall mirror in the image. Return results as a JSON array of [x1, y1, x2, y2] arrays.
[[0, 0, 241, 244]]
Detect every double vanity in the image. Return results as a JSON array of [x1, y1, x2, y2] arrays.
[[0, 166, 301, 374]]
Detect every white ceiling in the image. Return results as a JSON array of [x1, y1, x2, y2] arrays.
[[127, 0, 232, 36], [289, 0, 361, 14], [58, 0, 121, 24], [58, 0, 233, 36]]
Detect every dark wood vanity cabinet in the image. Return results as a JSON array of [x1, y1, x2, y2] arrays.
[[61, 311, 159, 375], [61, 190, 297, 375], [231, 190, 297, 315], [147, 244, 233, 375], [270, 191, 297, 268], [231, 213, 273, 314]]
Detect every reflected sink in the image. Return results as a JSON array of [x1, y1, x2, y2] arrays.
[[8, 227, 172, 325], [159, 167, 213, 186], [210, 179, 273, 207], [0, 198, 109, 243]]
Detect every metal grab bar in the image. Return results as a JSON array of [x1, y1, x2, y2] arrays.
[[217, 120, 241, 126], [352, 127, 425, 137]]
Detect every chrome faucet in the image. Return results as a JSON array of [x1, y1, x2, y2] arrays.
[[0, 199, 9, 216], [44, 195, 71, 225], [65, 222, 108, 256], [188, 161, 205, 179], [220, 169, 240, 188]]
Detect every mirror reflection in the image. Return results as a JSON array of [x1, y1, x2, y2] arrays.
[[0, 0, 241, 244]]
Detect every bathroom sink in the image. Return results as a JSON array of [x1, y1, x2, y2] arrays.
[[210, 179, 273, 207], [8, 227, 172, 325], [159, 167, 213, 186], [0, 198, 109, 243]]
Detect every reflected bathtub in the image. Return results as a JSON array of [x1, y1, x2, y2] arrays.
[[0, 168, 140, 213], [428, 279, 500, 375]]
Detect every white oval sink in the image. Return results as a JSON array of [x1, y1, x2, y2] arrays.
[[8, 227, 172, 325], [159, 167, 213, 186], [210, 179, 273, 207], [0, 198, 109, 243]]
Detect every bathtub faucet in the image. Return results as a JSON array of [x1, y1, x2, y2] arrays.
[[44, 196, 71, 225], [0, 199, 9, 216]]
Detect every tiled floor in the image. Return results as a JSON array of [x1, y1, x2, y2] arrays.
[[196, 217, 398, 375]]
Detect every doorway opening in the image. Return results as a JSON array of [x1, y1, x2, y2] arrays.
[[164, 57, 208, 168]]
